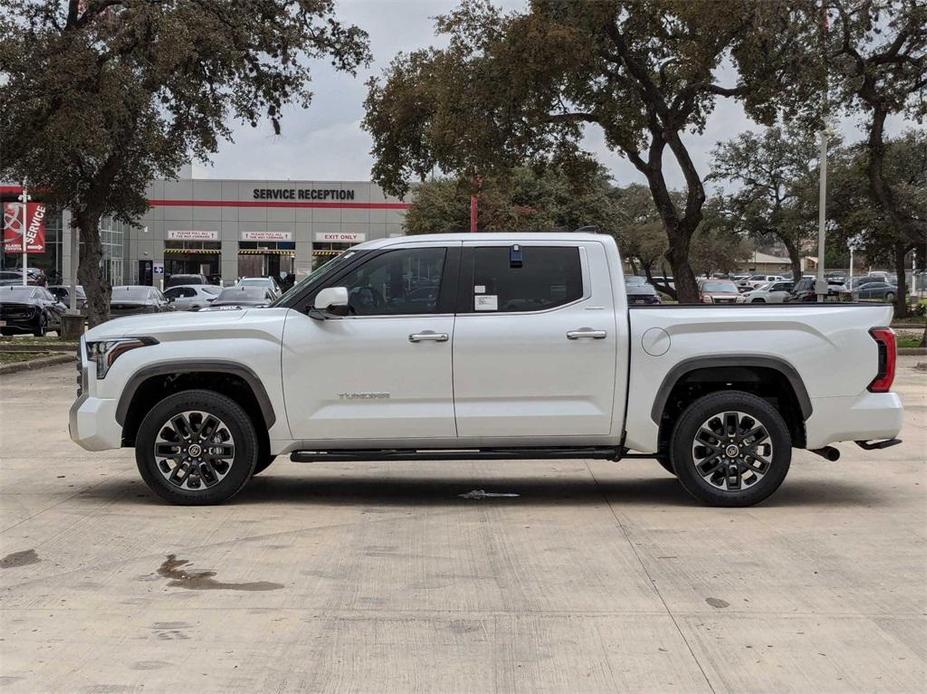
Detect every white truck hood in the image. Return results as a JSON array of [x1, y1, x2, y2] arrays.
[[84, 307, 289, 342]]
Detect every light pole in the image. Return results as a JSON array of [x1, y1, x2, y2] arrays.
[[17, 182, 31, 286], [847, 234, 863, 293], [815, 129, 830, 302]]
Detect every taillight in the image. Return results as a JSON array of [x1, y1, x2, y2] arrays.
[[867, 327, 896, 393]]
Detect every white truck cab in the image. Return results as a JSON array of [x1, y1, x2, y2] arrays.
[[70, 233, 903, 507]]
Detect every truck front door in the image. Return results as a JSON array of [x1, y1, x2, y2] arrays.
[[452, 241, 620, 441], [282, 243, 459, 442]]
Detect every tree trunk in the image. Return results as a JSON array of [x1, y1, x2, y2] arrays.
[[782, 237, 803, 283], [892, 241, 909, 320], [75, 212, 111, 327]]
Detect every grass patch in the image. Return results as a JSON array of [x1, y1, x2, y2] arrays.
[[0, 335, 78, 347], [0, 351, 53, 365], [898, 334, 924, 349]]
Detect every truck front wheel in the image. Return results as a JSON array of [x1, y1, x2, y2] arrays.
[[670, 391, 791, 507], [135, 389, 258, 505]]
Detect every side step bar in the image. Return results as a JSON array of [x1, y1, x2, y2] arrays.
[[855, 438, 902, 451], [290, 447, 623, 463]]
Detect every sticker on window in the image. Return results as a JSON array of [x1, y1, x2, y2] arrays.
[[474, 295, 498, 311], [474, 285, 486, 294]]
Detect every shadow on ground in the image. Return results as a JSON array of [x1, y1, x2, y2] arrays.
[[70, 471, 886, 509]]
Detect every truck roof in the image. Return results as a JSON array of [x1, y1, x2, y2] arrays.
[[355, 232, 608, 250]]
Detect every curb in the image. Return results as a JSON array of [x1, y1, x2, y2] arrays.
[[899, 347, 926, 356], [0, 353, 74, 376]]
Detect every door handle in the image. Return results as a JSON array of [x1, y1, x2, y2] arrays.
[[566, 328, 607, 340], [409, 330, 449, 343]]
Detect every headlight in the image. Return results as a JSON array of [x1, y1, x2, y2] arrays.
[[85, 337, 157, 379]]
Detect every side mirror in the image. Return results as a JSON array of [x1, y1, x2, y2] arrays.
[[311, 286, 350, 319]]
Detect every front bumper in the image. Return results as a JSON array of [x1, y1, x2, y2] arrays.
[[69, 393, 124, 451], [804, 391, 904, 450]]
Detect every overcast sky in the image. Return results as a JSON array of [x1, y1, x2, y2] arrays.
[[199, 0, 914, 195]]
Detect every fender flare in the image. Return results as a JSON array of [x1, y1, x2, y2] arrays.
[[649, 355, 813, 424], [115, 360, 276, 429]]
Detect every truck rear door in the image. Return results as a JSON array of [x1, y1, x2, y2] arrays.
[[452, 240, 621, 440]]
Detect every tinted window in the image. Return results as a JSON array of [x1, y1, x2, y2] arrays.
[[468, 246, 582, 313], [112, 286, 151, 300], [336, 247, 446, 316]]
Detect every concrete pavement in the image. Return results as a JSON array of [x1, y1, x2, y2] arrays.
[[1, 359, 925, 692]]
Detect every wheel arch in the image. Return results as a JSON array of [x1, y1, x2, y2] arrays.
[[116, 361, 275, 447], [651, 356, 811, 453]]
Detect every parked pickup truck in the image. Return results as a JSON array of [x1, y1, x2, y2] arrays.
[[70, 233, 903, 506]]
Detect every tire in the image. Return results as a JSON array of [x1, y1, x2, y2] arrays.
[[135, 389, 258, 505], [751, 298, 765, 303], [33, 314, 47, 337], [656, 455, 675, 476], [253, 454, 276, 476], [670, 391, 791, 507], [885, 292, 894, 303]]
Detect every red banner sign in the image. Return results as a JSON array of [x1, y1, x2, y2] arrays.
[[3, 202, 47, 254]]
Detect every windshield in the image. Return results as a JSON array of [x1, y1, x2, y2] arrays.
[[701, 281, 738, 293], [201, 286, 222, 295], [216, 287, 266, 302], [0, 287, 36, 301], [111, 286, 151, 300], [238, 278, 271, 287], [271, 251, 358, 307]]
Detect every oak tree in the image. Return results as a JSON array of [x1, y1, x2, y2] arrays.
[[0, 1, 369, 325], [364, 0, 816, 302]]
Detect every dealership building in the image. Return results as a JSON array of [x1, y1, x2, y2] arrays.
[[0, 175, 410, 287]]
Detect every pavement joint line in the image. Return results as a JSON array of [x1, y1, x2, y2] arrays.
[[0, 607, 921, 619], [585, 461, 717, 694]]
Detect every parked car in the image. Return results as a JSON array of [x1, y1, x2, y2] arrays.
[[737, 274, 786, 291], [165, 273, 209, 288], [109, 286, 173, 318], [70, 232, 904, 508], [201, 286, 275, 310], [624, 275, 649, 287], [741, 281, 794, 303], [698, 279, 745, 304], [236, 276, 281, 298], [163, 285, 222, 311], [856, 281, 897, 303], [48, 285, 87, 312], [625, 282, 661, 305], [786, 277, 851, 302], [0, 285, 65, 336], [0, 268, 47, 286]]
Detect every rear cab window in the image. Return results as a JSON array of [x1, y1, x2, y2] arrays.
[[461, 245, 584, 313]]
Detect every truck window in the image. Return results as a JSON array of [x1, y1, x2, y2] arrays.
[[336, 247, 446, 316], [468, 246, 583, 312]]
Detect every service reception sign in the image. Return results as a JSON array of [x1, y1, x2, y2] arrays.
[[314, 232, 366, 244], [167, 230, 218, 241], [3, 201, 46, 254]]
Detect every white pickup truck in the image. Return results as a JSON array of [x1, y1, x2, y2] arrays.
[[69, 233, 903, 506]]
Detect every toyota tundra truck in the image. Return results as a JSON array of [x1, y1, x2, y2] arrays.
[[69, 233, 903, 506]]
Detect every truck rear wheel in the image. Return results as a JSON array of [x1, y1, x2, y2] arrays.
[[670, 391, 791, 507], [135, 389, 258, 505]]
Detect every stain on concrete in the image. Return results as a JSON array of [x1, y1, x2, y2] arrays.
[[131, 661, 171, 671], [705, 597, 730, 609], [0, 676, 24, 687], [0, 549, 39, 569], [157, 554, 283, 591]]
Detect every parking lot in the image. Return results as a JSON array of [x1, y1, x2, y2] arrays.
[[1, 359, 924, 692]]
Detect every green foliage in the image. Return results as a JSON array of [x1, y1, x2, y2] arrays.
[[0, 1, 369, 324], [403, 165, 623, 234], [363, 0, 813, 302], [709, 125, 821, 278]]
